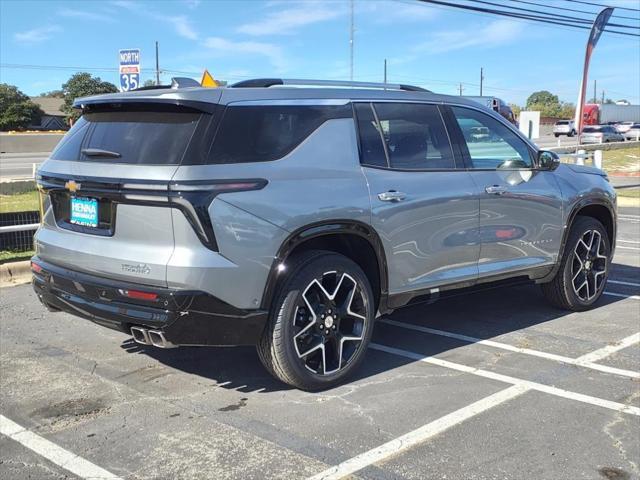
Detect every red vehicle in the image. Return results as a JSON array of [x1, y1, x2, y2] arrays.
[[582, 103, 640, 126]]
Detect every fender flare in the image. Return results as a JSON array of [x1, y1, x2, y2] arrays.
[[539, 195, 616, 283], [260, 220, 390, 314]]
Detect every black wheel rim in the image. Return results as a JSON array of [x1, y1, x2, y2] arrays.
[[292, 271, 368, 375], [571, 229, 608, 302]]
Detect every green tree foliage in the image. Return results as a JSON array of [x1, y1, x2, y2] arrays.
[[525, 90, 563, 116], [61, 73, 118, 121], [0, 84, 44, 131], [508, 103, 521, 118], [143, 79, 156, 87], [39, 89, 64, 98]]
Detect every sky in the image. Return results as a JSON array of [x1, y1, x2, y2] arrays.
[[1, 0, 639, 106]]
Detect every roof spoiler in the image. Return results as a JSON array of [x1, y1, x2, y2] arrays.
[[230, 78, 430, 92]]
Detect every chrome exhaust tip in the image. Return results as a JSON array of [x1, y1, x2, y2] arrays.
[[148, 330, 177, 349], [131, 326, 151, 345]]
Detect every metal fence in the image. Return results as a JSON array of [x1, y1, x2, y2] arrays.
[[0, 210, 39, 254]]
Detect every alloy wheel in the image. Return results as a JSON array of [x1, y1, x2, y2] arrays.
[[292, 271, 368, 375], [571, 229, 607, 302]]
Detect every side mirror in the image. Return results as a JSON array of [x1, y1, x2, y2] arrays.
[[538, 150, 560, 171]]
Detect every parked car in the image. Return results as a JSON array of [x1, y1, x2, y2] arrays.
[[32, 78, 617, 390], [580, 125, 625, 144], [616, 121, 635, 134], [553, 120, 576, 137], [623, 123, 640, 141]]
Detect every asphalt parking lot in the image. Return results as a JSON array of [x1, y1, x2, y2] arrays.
[[1, 207, 639, 480]]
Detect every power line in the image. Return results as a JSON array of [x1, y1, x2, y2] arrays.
[[563, 0, 640, 13], [465, 0, 639, 29], [415, 0, 640, 36], [505, 0, 640, 22]]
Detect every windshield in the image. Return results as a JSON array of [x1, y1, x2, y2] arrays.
[[582, 127, 601, 133]]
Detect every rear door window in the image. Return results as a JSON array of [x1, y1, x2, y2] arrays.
[[81, 110, 201, 165], [370, 103, 455, 170], [354, 103, 388, 167]]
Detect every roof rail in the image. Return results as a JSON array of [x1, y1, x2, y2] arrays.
[[230, 78, 430, 92]]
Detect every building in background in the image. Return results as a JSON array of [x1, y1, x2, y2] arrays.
[[28, 97, 68, 130]]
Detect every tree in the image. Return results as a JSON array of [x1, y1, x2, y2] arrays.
[[143, 79, 156, 87], [559, 103, 575, 119], [525, 90, 564, 117], [0, 84, 44, 131], [39, 89, 64, 98], [509, 103, 521, 118], [61, 73, 118, 121]]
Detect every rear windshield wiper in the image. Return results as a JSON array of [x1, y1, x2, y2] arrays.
[[82, 148, 121, 158]]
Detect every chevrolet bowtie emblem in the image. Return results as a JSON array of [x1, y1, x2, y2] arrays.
[[65, 180, 81, 192]]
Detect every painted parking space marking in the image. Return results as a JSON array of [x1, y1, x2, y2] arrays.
[[603, 292, 640, 300], [0, 415, 123, 480], [618, 239, 640, 245], [608, 279, 640, 287], [306, 384, 528, 480], [369, 343, 640, 416], [616, 245, 640, 251], [575, 332, 640, 364], [380, 319, 640, 379]]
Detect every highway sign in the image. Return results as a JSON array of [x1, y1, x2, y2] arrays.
[[119, 48, 140, 92]]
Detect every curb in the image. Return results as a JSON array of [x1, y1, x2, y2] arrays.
[[617, 196, 640, 208], [0, 260, 32, 287]]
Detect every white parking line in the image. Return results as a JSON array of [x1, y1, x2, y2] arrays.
[[604, 292, 640, 300], [307, 384, 528, 480], [370, 343, 640, 416], [380, 319, 640, 379], [0, 415, 123, 480], [618, 239, 640, 245], [608, 279, 640, 287], [575, 332, 640, 364], [616, 245, 640, 251]]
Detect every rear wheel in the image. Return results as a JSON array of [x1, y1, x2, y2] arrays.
[[541, 217, 610, 311], [258, 251, 374, 390]]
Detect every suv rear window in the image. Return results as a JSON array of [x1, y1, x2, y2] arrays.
[[51, 109, 201, 165], [207, 104, 351, 164], [555, 121, 569, 125]]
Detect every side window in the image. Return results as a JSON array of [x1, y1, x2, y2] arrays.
[[354, 103, 387, 167], [208, 104, 351, 164], [451, 106, 533, 169], [373, 103, 455, 170]]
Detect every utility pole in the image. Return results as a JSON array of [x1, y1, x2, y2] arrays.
[[601, 89, 605, 104], [349, 0, 354, 81], [155, 41, 160, 85], [480, 67, 484, 96], [383, 58, 387, 85], [459, 83, 464, 96], [593, 79, 596, 103]]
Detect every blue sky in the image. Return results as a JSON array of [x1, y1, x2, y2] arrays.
[[1, 0, 639, 105]]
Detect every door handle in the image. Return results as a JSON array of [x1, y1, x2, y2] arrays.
[[378, 190, 406, 202], [485, 185, 508, 195]]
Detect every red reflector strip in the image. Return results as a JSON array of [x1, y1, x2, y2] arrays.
[[118, 289, 158, 301], [31, 262, 43, 274]]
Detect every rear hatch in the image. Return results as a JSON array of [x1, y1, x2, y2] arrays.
[[35, 93, 219, 287]]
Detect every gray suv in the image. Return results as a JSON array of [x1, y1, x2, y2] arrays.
[[32, 78, 617, 390]]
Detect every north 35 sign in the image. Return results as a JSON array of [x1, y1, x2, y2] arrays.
[[119, 48, 140, 92]]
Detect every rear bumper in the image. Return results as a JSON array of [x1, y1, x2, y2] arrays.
[[31, 256, 268, 346]]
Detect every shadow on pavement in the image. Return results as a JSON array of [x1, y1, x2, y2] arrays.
[[120, 264, 639, 393]]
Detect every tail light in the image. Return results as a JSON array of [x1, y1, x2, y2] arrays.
[[118, 289, 158, 301]]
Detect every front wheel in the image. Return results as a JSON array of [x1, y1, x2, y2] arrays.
[[541, 217, 610, 311], [258, 251, 375, 390]]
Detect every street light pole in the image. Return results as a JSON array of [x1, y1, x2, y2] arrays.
[[155, 41, 160, 85], [480, 67, 484, 96]]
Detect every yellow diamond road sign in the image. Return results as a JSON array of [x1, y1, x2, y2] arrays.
[[200, 69, 218, 88]]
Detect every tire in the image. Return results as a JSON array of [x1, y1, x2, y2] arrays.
[[257, 250, 375, 391], [541, 216, 611, 311], [554, 133, 560, 138]]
